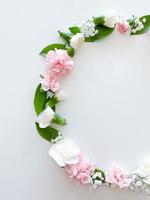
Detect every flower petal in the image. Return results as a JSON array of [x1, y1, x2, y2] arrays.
[[36, 106, 55, 128]]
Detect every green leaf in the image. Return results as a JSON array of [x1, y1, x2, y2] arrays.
[[52, 114, 67, 126], [85, 25, 114, 42], [35, 123, 59, 142], [58, 31, 72, 43], [34, 84, 47, 115], [131, 15, 150, 35], [69, 26, 81, 34], [52, 105, 56, 112], [66, 46, 75, 57], [39, 43, 66, 56], [43, 96, 56, 112], [93, 16, 105, 26], [45, 96, 59, 108]]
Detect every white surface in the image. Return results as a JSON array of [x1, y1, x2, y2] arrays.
[[1, 0, 150, 199]]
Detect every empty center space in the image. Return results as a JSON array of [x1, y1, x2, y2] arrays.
[[58, 33, 150, 168]]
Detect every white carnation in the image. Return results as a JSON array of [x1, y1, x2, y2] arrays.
[[137, 159, 150, 177], [104, 11, 117, 28], [36, 106, 55, 128], [49, 139, 80, 167], [70, 33, 85, 50], [55, 90, 68, 101]]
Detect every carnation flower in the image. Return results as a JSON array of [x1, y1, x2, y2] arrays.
[[103, 11, 117, 28], [55, 90, 67, 101], [107, 164, 131, 188], [137, 159, 150, 177], [46, 49, 74, 78], [36, 106, 55, 128], [41, 72, 60, 92], [49, 139, 80, 167], [65, 153, 94, 184], [70, 33, 85, 50]]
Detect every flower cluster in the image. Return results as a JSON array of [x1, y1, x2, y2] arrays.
[[130, 159, 150, 194], [130, 173, 150, 195], [48, 138, 150, 195], [34, 11, 150, 197], [91, 169, 105, 189], [41, 49, 74, 92], [38, 12, 149, 94], [80, 20, 98, 37], [131, 18, 144, 34]]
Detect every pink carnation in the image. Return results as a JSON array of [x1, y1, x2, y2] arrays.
[[65, 153, 94, 184], [41, 72, 60, 92], [46, 49, 74, 77], [116, 22, 129, 33], [107, 164, 131, 188], [41, 49, 74, 92]]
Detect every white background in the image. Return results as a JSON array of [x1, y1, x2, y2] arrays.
[[1, 0, 150, 199]]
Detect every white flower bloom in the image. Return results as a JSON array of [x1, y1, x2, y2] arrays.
[[92, 180, 103, 189], [137, 159, 150, 177], [70, 33, 85, 50], [143, 177, 150, 185], [36, 106, 55, 128], [92, 172, 103, 179], [49, 139, 80, 167], [95, 179, 103, 185], [80, 20, 98, 37], [131, 18, 144, 33], [129, 172, 150, 194], [55, 90, 68, 101], [104, 11, 117, 28], [135, 181, 143, 187]]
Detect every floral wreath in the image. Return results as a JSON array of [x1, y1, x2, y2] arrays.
[[34, 11, 150, 195]]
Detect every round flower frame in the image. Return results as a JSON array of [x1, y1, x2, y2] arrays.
[[34, 12, 150, 195]]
